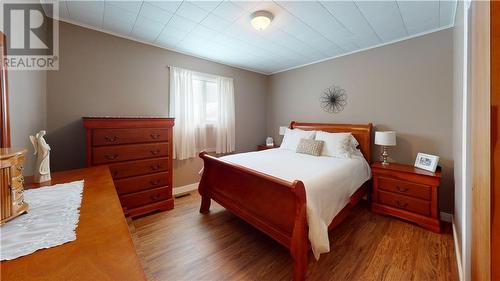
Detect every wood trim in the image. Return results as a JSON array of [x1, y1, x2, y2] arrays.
[[491, 0, 500, 279], [0, 32, 11, 148], [470, 1, 491, 280], [198, 122, 372, 280]]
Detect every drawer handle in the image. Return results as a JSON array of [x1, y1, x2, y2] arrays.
[[105, 154, 118, 160], [150, 149, 161, 155], [150, 180, 161, 186], [151, 194, 161, 200], [150, 133, 161, 139], [104, 136, 118, 142], [396, 200, 408, 209], [17, 165, 24, 172], [18, 177, 25, 184], [151, 164, 161, 171], [396, 186, 409, 192]]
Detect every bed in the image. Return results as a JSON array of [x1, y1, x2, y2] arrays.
[[198, 122, 373, 280]]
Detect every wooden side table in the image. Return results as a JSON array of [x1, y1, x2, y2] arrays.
[[371, 162, 442, 233], [257, 144, 280, 151]]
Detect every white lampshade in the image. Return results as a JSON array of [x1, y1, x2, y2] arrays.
[[279, 126, 287, 136], [375, 131, 396, 146]]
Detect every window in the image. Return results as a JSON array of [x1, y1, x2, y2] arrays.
[[169, 67, 235, 160], [193, 74, 218, 125]]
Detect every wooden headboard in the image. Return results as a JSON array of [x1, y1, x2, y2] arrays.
[[290, 121, 373, 163]]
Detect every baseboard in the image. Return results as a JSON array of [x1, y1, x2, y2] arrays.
[[440, 212, 453, 222], [452, 219, 464, 281], [173, 182, 199, 196]]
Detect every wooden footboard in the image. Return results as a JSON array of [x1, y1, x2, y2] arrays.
[[198, 151, 309, 280]]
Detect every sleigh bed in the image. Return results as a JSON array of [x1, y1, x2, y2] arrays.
[[198, 121, 372, 280]]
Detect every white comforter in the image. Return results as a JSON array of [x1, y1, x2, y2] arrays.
[[219, 148, 371, 259]]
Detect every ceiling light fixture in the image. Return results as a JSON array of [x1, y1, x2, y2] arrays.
[[251, 11, 273, 31]]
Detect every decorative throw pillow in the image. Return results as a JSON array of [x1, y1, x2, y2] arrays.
[[296, 139, 324, 156], [280, 128, 316, 151], [315, 131, 355, 158]]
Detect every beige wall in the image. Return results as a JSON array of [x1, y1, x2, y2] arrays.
[[267, 29, 454, 213], [46, 22, 268, 187], [9, 70, 47, 175]]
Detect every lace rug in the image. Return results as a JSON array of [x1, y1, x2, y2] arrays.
[[0, 180, 84, 261]]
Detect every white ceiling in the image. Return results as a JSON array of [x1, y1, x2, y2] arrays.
[[42, 0, 457, 75]]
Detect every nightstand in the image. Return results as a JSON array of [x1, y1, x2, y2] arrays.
[[257, 144, 279, 151], [371, 162, 442, 233]]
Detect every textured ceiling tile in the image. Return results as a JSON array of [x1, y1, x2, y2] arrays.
[[146, 1, 181, 13], [131, 16, 163, 42], [53, 0, 458, 74], [211, 1, 246, 22], [190, 25, 220, 40], [230, 0, 262, 12], [398, 0, 439, 35], [188, 1, 222, 12], [105, 0, 143, 14], [439, 0, 456, 26], [166, 15, 197, 33], [355, 0, 408, 42], [319, 0, 380, 46], [139, 2, 173, 25], [104, 3, 138, 25], [175, 2, 210, 23], [103, 18, 135, 35], [200, 13, 231, 32]]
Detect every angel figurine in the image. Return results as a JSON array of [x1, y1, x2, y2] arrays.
[[30, 130, 51, 183]]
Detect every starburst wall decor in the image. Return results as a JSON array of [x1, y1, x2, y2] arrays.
[[320, 85, 347, 113]]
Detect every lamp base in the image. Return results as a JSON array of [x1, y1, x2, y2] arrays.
[[381, 146, 390, 165]]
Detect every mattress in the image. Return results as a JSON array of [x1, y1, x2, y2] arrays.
[[219, 148, 371, 259]]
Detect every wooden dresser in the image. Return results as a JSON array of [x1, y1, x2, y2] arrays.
[[371, 162, 441, 233], [1, 166, 146, 280], [83, 117, 174, 217]]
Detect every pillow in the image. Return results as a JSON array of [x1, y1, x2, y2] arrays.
[[280, 128, 316, 151], [315, 131, 356, 158], [296, 139, 324, 156]]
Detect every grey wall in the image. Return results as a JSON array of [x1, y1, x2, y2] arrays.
[[47, 22, 268, 187], [267, 28, 454, 213], [9, 70, 47, 175]]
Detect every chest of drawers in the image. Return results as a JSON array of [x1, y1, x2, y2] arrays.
[[371, 162, 441, 233], [83, 117, 175, 217]]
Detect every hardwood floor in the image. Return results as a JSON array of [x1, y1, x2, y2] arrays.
[[130, 192, 458, 281]]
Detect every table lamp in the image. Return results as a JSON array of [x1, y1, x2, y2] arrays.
[[375, 131, 396, 165]]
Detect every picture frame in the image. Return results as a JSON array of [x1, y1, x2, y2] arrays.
[[414, 153, 440, 172]]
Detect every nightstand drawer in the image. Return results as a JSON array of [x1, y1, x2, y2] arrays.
[[378, 177, 431, 200], [378, 191, 430, 216]]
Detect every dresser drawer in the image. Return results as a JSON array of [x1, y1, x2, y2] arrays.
[[378, 177, 431, 200], [109, 158, 170, 179], [92, 128, 169, 146], [120, 187, 171, 210], [115, 172, 169, 195], [92, 143, 169, 165], [378, 191, 430, 216]]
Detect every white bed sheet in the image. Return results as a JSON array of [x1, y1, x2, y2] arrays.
[[219, 148, 371, 259]]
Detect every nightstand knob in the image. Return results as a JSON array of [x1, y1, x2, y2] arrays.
[[396, 185, 409, 192], [396, 200, 408, 209]]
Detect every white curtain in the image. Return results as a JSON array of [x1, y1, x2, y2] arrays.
[[169, 67, 235, 160], [215, 76, 235, 154]]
